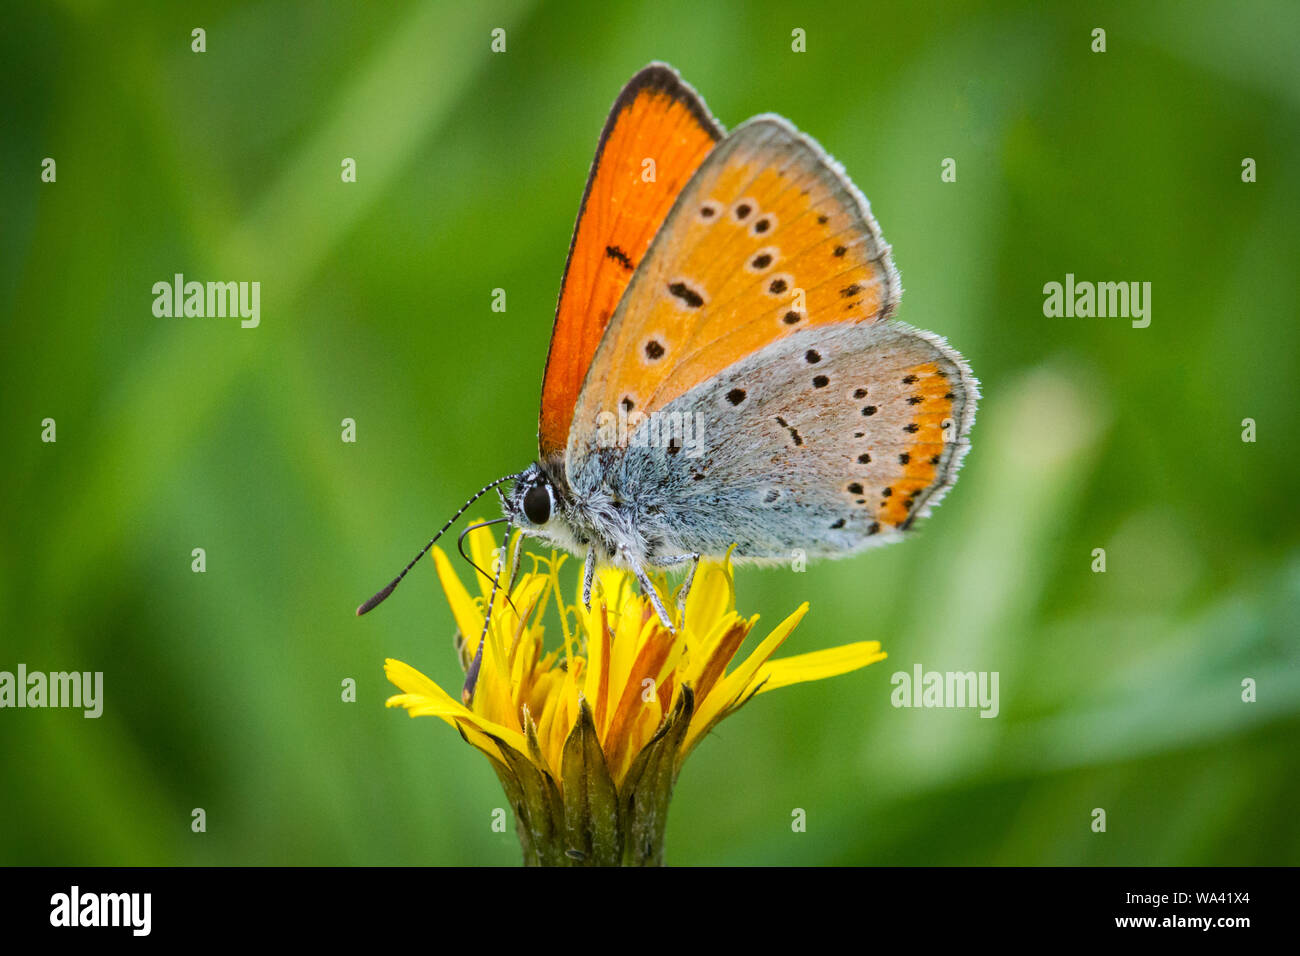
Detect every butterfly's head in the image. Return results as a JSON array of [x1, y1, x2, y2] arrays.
[[503, 463, 603, 562], [503, 463, 561, 532]]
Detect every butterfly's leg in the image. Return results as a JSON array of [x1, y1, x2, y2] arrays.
[[582, 544, 596, 612], [624, 549, 675, 632], [646, 552, 700, 628], [676, 553, 700, 627]]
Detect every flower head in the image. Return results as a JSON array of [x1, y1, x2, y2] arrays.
[[385, 523, 885, 865]]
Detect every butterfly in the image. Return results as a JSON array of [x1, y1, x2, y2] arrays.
[[360, 63, 978, 698]]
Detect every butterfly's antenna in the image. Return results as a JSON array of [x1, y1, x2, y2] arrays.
[[355, 474, 517, 616], [463, 518, 513, 705], [457, 518, 518, 616]]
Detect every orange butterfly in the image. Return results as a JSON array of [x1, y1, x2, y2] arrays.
[[360, 63, 977, 699]]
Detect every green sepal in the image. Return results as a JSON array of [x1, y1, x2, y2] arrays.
[[620, 685, 695, 866], [560, 698, 623, 866]]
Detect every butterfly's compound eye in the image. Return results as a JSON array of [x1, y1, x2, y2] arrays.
[[523, 483, 551, 525]]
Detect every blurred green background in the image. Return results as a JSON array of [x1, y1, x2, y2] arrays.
[[2, 0, 1297, 866]]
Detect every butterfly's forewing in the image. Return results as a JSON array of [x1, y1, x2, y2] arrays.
[[566, 115, 976, 551], [538, 63, 722, 461], [567, 115, 900, 445]]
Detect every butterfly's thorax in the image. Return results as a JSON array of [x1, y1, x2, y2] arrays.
[[571, 462, 661, 566]]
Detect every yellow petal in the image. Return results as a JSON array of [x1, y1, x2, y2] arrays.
[[603, 622, 677, 776], [588, 608, 613, 734], [751, 641, 887, 695], [606, 605, 649, 703], [585, 567, 630, 624], [384, 656, 448, 699], [428, 534, 519, 727], [682, 559, 733, 631], [718, 602, 810, 702], [466, 518, 502, 602], [383, 658, 529, 755], [505, 575, 549, 685], [432, 547, 483, 640], [686, 615, 750, 703], [684, 602, 809, 752], [459, 722, 507, 764]]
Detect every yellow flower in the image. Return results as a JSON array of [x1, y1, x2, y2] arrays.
[[384, 522, 886, 865]]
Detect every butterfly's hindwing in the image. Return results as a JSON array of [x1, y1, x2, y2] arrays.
[[567, 321, 977, 561]]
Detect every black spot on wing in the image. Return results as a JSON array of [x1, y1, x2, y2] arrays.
[[667, 281, 704, 308], [774, 416, 803, 446], [605, 245, 635, 271]]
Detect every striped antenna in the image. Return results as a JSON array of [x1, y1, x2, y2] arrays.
[[355, 474, 517, 616]]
